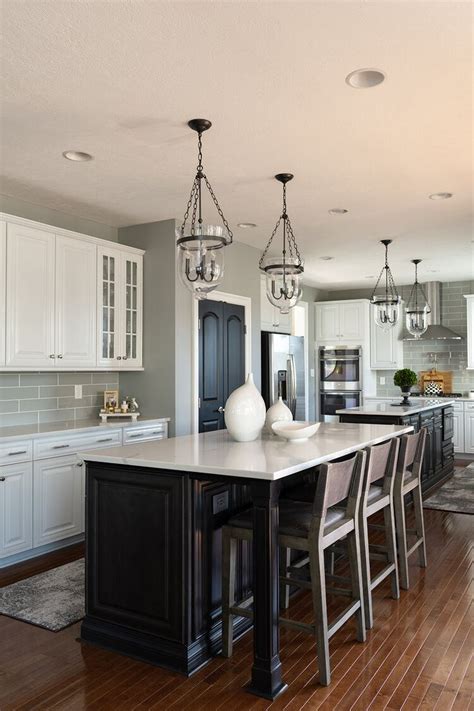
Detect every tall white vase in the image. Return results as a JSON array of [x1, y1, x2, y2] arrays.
[[224, 373, 266, 442], [265, 396, 293, 433]]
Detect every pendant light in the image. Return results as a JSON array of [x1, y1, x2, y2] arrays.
[[370, 239, 401, 329], [405, 259, 431, 338], [259, 174, 304, 314], [176, 119, 233, 299]]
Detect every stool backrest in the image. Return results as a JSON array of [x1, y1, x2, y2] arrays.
[[313, 450, 366, 521], [363, 437, 400, 498], [397, 428, 427, 483]]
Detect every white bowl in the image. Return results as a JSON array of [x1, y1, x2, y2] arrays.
[[271, 421, 320, 442]]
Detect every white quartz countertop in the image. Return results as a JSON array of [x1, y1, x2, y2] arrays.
[[81, 422, 412, 481], [366, 395, 473, 402], [0, 417, 170, 442], [337, 398, 454, 417]]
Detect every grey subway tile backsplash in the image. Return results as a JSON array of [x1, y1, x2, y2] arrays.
[[0, 371, 122, 427]]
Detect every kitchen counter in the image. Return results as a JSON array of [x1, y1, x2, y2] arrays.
[[0, 416, 170, 442], [365, 395, 473, 402], [81, 422, 410, 699], [81, 422, 411, 481], [336, 398, 455, 417]]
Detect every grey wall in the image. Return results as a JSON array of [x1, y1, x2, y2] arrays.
[[0, 372, 119, 428], [320, 280, 474, 396], [0, 194, 119, 242]]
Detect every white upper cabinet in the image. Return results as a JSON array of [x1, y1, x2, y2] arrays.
[[98, 247, 143, 368], [6, 223, 55, 367], [315, 300, 368, 343], [370, 304, 403, 370], [465, 296, 474, 369], [0, 221, 5, 366], [0, 214, 144, 371], [55, 236, 97, 367]]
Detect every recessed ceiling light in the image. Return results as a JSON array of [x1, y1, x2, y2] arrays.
[[62, 150, 93, 162], [428, 192, 453, 200], [237, 222, 257, 229], [427, 269, 440, 273], [365, 275, 375, 279], [320, 256, 334, 261], [328, 208, 348, 215], [345, 68, 385, 89]]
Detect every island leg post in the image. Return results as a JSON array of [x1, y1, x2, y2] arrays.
[[246, 480, 288, 700]]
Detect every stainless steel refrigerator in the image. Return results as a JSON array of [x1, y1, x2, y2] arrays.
[[261, 332, 306, 420]]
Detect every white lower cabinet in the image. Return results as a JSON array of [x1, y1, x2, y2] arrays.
[[453, 411, 464, 453], [463, 408, 474, 454], [0, 461, 33, 558], [33, 455, 83, 547]]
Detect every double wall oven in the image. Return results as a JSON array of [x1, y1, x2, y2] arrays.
[[319, 346, 362, 422]]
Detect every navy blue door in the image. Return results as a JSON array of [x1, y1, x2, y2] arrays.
[[199, 300, 245, 432]]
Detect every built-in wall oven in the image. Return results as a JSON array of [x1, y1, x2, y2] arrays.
[[319, 346, 362, 422]]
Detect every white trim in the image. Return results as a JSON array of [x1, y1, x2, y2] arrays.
[[192, 290, 252, 435], [0, 212, 145, 256]]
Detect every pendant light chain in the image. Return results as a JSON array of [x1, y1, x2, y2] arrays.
[[407, 259, 430, 313], [371, 240, 399, 302], [259, 181, 302, 269]]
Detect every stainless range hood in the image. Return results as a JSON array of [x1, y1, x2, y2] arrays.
[[403, 282, 462, 340]]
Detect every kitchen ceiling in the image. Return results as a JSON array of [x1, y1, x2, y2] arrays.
[[0, 1, 472, 289]]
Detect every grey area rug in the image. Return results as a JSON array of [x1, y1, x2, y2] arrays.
[[423, 465, 474, 515], [0, 558, 84, 631]]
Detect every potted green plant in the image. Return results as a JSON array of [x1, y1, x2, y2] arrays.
[[393, 368, 418, 405]]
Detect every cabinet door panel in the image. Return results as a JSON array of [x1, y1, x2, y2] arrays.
[[122, 255, 142, 367], [6, 224, 55, 366], [97, 247, 123, 368], [33, 455, 83, 547], [315, 303, 339, 341], [370, 304, 403, 369], [340, 302, 365, 341], [55, 236, 97, 367], [464, 413, 474, 454], [452, 412, 464, 453], [0, 462, 33, 558], [0, 221, 5, 366]]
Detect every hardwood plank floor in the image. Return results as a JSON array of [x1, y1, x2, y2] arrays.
[[0, 509, 472, 710]]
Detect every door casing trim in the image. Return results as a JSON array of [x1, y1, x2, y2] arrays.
[[192, 291, 252, 435]]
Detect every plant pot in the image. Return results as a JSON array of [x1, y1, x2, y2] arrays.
[[399, 387, 412, 406]]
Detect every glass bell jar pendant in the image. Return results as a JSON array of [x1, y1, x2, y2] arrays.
[[370, 239, 401, 330], [405, 259, 431, 338]]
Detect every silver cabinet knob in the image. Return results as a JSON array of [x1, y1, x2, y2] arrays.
[[77, 461, 84, 467], [123, 356, 128, 360], [0, 477, 5, 482], [57, 354, 63, 359], [117, 356, 122, 360], [49, 354, 55, 359]]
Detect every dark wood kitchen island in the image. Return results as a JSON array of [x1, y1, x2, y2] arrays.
[[80, 422, 411, 700], [337, 398, 455, 496]]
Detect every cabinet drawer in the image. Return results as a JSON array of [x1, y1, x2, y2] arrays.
[[464, 402, 474, 411], [34, 429, 122, 460], [0, 439, 33, 465], [452, 401, 464, 412], [123, 423, 168, 444]]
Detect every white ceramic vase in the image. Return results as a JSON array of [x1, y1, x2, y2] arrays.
[[224, 373, 266, 442], [265, 396, 293, 433]]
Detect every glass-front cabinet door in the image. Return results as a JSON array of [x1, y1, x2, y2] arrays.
[[97, 247, 143, 369]]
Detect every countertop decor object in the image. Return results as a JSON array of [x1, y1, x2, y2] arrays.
[[99, 411, 140, 423], [393, 368, 418, 405], [265, 396, 293, 433], [271, 421, 319, 442], [224, 373, 266, 442], [405, 259, 430, 338], [259, 173, 304, 314], [175, 118, 233, 300], [370, 239, 401, 330]]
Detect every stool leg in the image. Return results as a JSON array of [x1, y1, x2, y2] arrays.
[[280, 546, 291, 610], [347, 527, 366, 642], [384, 502, 400, 600], [358, 512, 373, 630], [394, 490, 409, 590], [413, 484, 427, 568], [221, 529, 237, 657], [309, 545, 330, 686]]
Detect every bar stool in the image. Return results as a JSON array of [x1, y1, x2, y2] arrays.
[[285, 438, 401, 629], [393, 428, 427, 590], [221, 450, 366, 686]]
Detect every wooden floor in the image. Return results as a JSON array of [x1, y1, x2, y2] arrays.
[[0, 508, 472, 710]]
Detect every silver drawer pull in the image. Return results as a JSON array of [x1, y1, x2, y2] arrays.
[[52, 444, 70, 449], [151, 431, 163, 435], [77, 461, 84, 467], [8, 450, 27, 456], [129, 433, 144, 438], [97, 437, 114, 443], [0, 477, 5, 482]]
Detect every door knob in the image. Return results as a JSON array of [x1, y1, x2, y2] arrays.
[[217, 406, 225, 413]]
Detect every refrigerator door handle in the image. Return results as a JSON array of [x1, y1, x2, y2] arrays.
[[287, 355, 297, 418]]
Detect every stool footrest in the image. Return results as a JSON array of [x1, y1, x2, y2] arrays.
[[328, 601, 361, 639], [407, 538, 424, 557], [370, 564, 396, 590]]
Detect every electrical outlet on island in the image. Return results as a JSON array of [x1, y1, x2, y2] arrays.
[[75, 385, 82, 399]]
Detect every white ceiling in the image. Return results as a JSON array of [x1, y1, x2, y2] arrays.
[[1, 1, 473, 289]]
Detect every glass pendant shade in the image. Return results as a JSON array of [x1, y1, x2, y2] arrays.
[[259, 174, 304, 314], [405, 259, 430, 338], [370, 239, 401, 330], [176, 119, 232, 299]]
